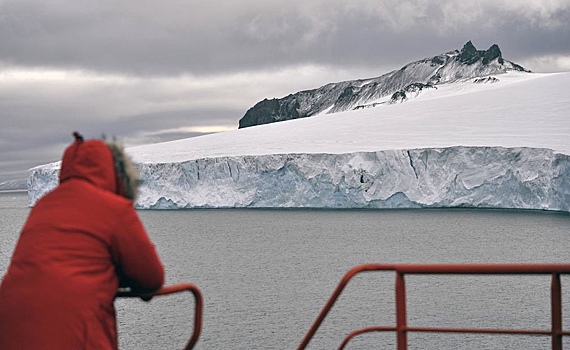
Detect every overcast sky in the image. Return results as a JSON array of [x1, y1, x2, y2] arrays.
[[1, 0, 569, 185]]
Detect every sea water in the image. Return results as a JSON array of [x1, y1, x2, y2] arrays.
[[1, 191, 569, 349]]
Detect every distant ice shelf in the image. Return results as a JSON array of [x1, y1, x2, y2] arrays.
[[27, 146, 570, 212], [26, 72, 570, 211]]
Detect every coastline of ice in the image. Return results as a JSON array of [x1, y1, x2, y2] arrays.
[[27, 146, 570, 212], [27, 72, 570, 211]]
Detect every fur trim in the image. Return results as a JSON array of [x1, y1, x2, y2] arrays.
[[106, 141, 139, 202]]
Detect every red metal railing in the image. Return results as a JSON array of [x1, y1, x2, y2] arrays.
[[298, 263, 570, 350], [117, 283, 203, 350]]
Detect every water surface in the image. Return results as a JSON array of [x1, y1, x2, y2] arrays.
[[1, 192, 569, 349]]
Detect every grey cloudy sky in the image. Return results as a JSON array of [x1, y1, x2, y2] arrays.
[[1, 0, 569, 185]]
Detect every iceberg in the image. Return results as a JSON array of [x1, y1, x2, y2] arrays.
[[27, 72, 570, 211]]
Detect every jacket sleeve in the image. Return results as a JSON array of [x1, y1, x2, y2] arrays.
[[111, 203, 165, 292]]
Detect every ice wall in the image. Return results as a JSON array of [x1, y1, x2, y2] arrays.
[[27, 146, 570, 212]]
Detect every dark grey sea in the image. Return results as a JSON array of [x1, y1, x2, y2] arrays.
[[1, 191, 569, 349]]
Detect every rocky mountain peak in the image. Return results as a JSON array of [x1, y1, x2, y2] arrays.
[[457, 41, 479, 64], [484, 44, 503, 64], [457, 41, 504, 65], [239, 41, 530, 129]]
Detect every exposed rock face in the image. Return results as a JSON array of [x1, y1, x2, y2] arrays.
[[483, 44, 503, 64], [458, 41, 504, 65], [239, 98, 301, 127], [239, 41, 530, 128], [457, 40, 481, 64], [389, 82, 436, 104]]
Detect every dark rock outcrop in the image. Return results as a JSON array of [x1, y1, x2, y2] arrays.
[[457, 41, 481, 64], [389, 83, 436, 104], [458, 41, 505, 65], [239, 97, 301, 128]]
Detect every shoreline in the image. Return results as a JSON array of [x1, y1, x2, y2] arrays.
[[0, 189, 27, 194]]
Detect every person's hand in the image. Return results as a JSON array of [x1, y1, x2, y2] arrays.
[[140, 292, 155, 302]]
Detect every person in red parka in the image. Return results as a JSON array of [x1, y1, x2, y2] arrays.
[[0, 132, 165, 350]]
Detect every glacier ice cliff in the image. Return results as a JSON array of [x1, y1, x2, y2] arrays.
[[27, 146, 570, 212]]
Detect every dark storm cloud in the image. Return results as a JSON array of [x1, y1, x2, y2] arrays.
[[1, 1, 568, 76], [1, 0, 569, 186]]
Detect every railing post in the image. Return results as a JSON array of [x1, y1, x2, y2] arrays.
[[116, 283, 203, 350], [298, 263, 570, 349], [184, 286, 204, 350], [396, 272, 408, 350], [552, 273, 562, 350]]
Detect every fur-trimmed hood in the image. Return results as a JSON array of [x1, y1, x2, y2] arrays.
[[106, 140, 139, 201], [59, 132, 139, 201]]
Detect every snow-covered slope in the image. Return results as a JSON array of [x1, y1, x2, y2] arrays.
[[239, 41, 529, 128], [28, 72, 570, 211]]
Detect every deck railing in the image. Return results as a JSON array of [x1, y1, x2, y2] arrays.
[[298, 263, 570, 350], [117, 283, 203, 350]]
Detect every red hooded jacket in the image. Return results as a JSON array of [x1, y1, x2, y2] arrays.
[[0, 138, 164, 349]]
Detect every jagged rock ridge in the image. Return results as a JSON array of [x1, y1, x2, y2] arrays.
[[239, 41, 529, 128]]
